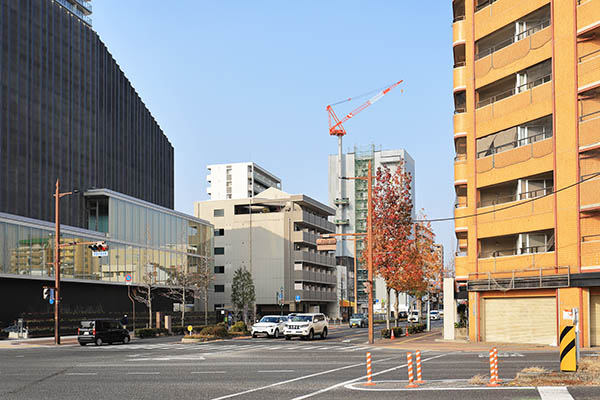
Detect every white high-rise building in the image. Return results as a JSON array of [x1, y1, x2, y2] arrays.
[[206, 162, 281, 200], [328, 146, 416, 313]]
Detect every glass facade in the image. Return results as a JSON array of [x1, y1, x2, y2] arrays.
[[0, 191, 212, 286]]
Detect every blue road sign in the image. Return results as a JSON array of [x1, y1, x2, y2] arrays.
[[49, 288, 55, 304], [295, 295, 301, 302]]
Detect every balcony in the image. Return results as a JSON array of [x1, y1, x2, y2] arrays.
[[454, 158, 467, 183], [56, 0, 92, 25], [294, 270, 336, 285], [454, 111, 469, 134], [294, 250, 336, 268], [454, 65, 467, 92], [467, 267, 570, 291], [475, 24, 552, 86], [578, 49, 600, 90], [581, 235, 600, 267], [292, 231, 318, 245], [453, 18, 467, 45], [297, 290, 337, 302], [476, 79, 552, 135], [579, 112, 600, 151], [577, 0, 600, 34], [294, 210, 335, 233], [580, 173, 600, 212], [477, 251, 557, 275], [334, 219, 350, 225], [474, 0, 550, 40], [334, 198, 350, 205], [455, 254, 469, 279]]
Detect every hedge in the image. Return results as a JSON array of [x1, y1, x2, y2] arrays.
[[134, 328, 169, 338], [199, 325, 228, 338], [407, 323, 426, 334], [172, 325, 207, 335], [380, 327, 403, 338], [229, 321, 248, 333]]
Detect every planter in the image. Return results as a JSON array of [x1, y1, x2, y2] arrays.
[[454, 327, 467, 339]]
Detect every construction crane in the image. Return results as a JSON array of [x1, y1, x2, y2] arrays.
[[326, 80, 403, 137]]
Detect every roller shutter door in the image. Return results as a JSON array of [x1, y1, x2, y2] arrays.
[[483, 297, 556, 345], [591, 295, 600, 347]]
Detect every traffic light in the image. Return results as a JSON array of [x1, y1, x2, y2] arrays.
[[88, 241, 107, 251], [43, 287, 50, 300]]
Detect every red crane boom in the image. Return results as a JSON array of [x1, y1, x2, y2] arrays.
[[327, 80, 403, 136]]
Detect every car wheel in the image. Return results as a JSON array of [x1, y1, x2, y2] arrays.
[[320, 328, 328, 340], [252, 333, 257, 338], [123, 335, 130, 344], [79, 342, 86, 346], [285, 335, 291, 340], [349, 324, 352, 328], [274, 329, 279, 338], [94, 337, 103, 346], [360, 322, 364, 328], [308, 329, 314, 341]]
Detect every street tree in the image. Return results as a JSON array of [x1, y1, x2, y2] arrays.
[[190, 256, 213, 325], [231, 267, 255, 325], [131, 263, 158, 328]]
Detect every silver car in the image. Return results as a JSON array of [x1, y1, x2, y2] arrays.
[[251, 316, 287, 338]]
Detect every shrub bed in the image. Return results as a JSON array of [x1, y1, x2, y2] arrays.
[[134, 328, 169, 338], [406, 323, 426, 334], [229, 321, 248, 333], [380, 327, 403, 339], [199, 325, 228, 337]]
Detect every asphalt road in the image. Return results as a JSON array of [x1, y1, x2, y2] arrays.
[[0, 322, 597, 400]]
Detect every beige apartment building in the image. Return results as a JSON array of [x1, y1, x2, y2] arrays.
[[194, 188, 338, 317]]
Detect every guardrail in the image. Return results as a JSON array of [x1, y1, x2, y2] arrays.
[[467, 266, 570, 291]]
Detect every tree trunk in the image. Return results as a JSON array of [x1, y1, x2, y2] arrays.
[[181, 288, 186, 327], [385, 286, 391, 330], [148, 286, 153, 329], [394, 289, 399, 328], [243, 304, 248, 325], [204, 290, 208, 325]]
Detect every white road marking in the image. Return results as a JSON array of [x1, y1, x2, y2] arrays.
[[66, 373, 98, 376], [342, 339, 351, 343], [257, 370, 295, 373], [209, 355, 399, 400], [538, 386, 574, 400], [126, 372, 160, 375], [191, 371, 226, 374], [290, 353, 451, 400]]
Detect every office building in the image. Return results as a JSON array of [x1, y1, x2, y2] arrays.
[[206, 162, 281, 200], [0, 0, 212, 325], [195, 188, 338, 317], [453, 0, 600, 346], [328, 146, 416, 312]]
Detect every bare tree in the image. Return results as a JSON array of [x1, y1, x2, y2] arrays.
[[131, 263, 158, 328], [189, 256, 213, 326]]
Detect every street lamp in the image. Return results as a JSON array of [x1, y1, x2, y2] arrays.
[[53, 179, 78, 345]]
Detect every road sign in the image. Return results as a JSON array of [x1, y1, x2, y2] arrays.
[[92, 250, 108, 257], [295, 295, 301, 302], [49, 288, 55, 305], [187, 325, 193, 334], [125, 274, 132, 285]]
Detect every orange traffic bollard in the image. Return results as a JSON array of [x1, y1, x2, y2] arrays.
[[405, 352, 418, 388], [391, 328, 395, 340], [414, 350, 426, 384], [365, 352, 375, 386], [487, 348, 500, 387]]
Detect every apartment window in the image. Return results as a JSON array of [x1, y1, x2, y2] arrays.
[[214, 285, 225, 293], [214, 209, 224, 217], [214, 228, 225, 236], [214, 247, 225, 255], [477, 116, 552, 158], [214, 266, 225, 274]]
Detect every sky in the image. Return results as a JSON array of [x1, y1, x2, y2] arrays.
[[93, 1, 456, 262]]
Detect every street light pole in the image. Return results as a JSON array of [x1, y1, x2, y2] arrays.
[[53, 179, 77, 345], [367, 160, 374, 345]]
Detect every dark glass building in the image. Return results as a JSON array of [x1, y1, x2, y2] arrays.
[[0, 0, 174, 229], [0, 0, 213, 329]]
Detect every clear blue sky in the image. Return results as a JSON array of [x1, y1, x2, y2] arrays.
[[93, 1, 455, 262]]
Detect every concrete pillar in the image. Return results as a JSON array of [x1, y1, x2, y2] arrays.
[[443, 278, 456, 340], [155, 312, 162, 329], [164, 315, 172, 334]]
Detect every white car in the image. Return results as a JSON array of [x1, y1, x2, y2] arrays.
[[284, 313, 328, 340], [251, 316, 287, 338], [429, 310, 440, 320], [407, 311, 420, 323]]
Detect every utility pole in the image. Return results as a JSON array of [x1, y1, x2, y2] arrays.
[[367, 160, 374, 344]]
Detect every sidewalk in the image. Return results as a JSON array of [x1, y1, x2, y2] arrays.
[[0, 335, 80, 348], [373, 328, 564, 352]]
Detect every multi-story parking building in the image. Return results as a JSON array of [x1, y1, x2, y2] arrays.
[[453, 0, 600, 346], [0, 0, 212, 326], [195, 188, 338, 317]]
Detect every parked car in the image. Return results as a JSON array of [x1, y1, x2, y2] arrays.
[[77, 319, 130, 346], [251, 315, 287, 338], [349, 313, 368, 328], [398, 311, 408, 319], [439, 310, 444, 317], [284, 313, 328, 340], [407, 311, 420, 323], [429, 310, 440, 320]]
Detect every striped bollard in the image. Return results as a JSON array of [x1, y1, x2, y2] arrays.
[[365, 352, 375, 386], [493, 347, 502, 383], [405, 352, 418, 388], [487, 348, 500, 387], [414, 350, 426, 384]]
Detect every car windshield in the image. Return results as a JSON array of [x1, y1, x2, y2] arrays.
[[259, 317, 279, 323], [351, 314, 365, 319], [291, 315, 313, 322]]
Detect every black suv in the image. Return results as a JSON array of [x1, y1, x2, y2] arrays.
[[77, 319, 130, 346]]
